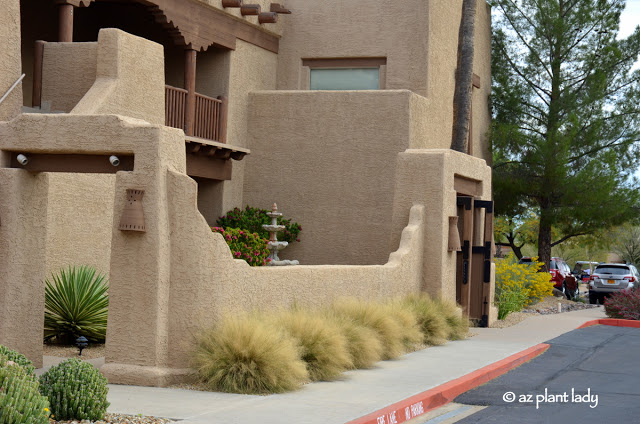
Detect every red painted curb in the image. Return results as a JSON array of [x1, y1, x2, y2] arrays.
[[345, 343, 550, 424], [577, 318, 640, 329]]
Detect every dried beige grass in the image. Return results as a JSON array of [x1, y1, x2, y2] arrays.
[[192, 314, 308, 394]]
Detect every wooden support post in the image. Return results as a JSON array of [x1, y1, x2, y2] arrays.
[[58, 3, 74, 42], [184, 48, 197, 136], [217, 95, 228, 144], [460, 196, 474, 316], [32, 41, 45, 108]]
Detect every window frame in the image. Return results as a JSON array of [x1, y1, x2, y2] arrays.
[[301, 57, 387, 90]]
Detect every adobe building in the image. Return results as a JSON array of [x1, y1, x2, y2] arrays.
[[0, 0, 496, 386]]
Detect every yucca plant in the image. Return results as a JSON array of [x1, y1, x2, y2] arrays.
[[44, 266, 109, 343]]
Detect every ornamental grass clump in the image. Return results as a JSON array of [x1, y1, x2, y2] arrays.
[[432, 297, 469, 341], [193, 315, 308, 394], [211, 227, 270, 266], [0, 356, 50, 424], [44, 265, 109, 343], [331, 299, 405, 360], [216, 205, 302, 244], [275, 309, 352, 381], [604, 289, 640, 320], [387, 300, 424, 351], [401, 293, 449, 346], [39, 358, 109, 422], [0, 345, 36, 376], [325, 312, 383, 369]]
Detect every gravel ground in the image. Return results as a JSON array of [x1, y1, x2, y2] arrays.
[[43, 344, 105, 360], [490, 292, 600, 328], [50, 413, 173, 424]]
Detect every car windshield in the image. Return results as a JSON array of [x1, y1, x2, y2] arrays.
[[595, 266, 631, 275], [550, 260, 557, 269]]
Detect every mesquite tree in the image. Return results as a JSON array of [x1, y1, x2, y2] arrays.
[[491, 0, 640, 269]]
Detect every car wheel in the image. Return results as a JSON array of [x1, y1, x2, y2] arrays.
[[589, 292, 598, 304]]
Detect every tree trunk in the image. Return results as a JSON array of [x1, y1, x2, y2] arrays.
[[538, 211, 552, 272], [451, 0, 477, 153]]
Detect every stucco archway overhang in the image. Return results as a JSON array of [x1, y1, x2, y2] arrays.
[[61, 0, 279, 53]]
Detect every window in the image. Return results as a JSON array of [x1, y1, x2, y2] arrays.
[[302, 58, 386, 90], [310, 68, 379, 90]]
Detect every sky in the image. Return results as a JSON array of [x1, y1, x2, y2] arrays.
[[619, 0, 640, 39]]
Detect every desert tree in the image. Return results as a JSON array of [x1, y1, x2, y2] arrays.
[[490, 0, 640, 269]]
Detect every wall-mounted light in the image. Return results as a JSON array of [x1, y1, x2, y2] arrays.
[[109, 155, 120, 166], [119, 189, 146, 232], [448, 216, 462, 252], [16, 154, 28, 166]]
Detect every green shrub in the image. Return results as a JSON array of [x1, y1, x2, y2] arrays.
[[402, 294, 449, 346], [327, 313, 383, 369], [0, 356, 50, 424], [332, 299, 405, 360], [211, 227, 271, 266], [0, 345, 35, 376], [39, 358, 109, 421], [44, 265, 109, 343], [193, 315, 308, 394], [216, 205, 302, 244], [275, 309, 352, 381], [433, 298, 469, 340]]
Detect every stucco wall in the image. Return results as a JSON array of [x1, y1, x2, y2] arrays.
[[72, 29, 165, 126], [389, 149, 492, 299], [44, 173, 115, 277], [42, 42, 98, 113], [218, 40, 278, 214], [0, 0, 22, 121], [245, 90, 417, 265], [275, 0, 430, 95]]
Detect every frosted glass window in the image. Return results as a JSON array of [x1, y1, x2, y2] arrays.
[[310, 68, 379, 90]]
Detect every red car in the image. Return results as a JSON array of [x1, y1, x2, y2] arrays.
[[519, 256, 578, 299]]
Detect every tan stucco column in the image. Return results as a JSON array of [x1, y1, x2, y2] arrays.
[[0, 169, 50, 367]]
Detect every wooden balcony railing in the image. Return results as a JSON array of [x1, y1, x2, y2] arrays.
[[165, 85, 228, 144]]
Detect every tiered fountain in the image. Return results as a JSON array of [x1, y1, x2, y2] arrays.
[[262, 203, 299, 266]]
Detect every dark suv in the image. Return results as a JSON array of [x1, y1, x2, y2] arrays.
[[518, 257, 578, 299], [589, 263, 639, 304]]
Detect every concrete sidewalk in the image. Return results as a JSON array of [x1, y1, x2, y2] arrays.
[[41, 307, 607, 424]]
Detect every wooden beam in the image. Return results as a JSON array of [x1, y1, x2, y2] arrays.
[[137, 0, 279, 53], [8, 153, 134, 173], [459, 196, 474, 317], [454, 175, 480, 196], [241, 4, 260, 15], [186, 154, 232, 180], [217, 95, 228, 144], [58, 3, 74, 42], [184, 49, 197, 137], [32, 41, 45, 108], [259, 12, 278, 24]]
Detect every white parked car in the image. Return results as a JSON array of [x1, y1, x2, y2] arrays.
[[589, 263, 640, 304]]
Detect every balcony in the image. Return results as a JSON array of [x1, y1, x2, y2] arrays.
[[165, 85, 228, 143]]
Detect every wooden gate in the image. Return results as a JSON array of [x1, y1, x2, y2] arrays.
[[456, 196, 494, 327]]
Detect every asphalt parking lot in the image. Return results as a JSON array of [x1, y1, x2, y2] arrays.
[[453, 324, 640, 423]]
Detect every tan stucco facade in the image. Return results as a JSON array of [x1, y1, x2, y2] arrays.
[[0, 1, 496, 385], [0, 0, 22, 122]]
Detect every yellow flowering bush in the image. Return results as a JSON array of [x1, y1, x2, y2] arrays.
[[495, 255, 554, 319]]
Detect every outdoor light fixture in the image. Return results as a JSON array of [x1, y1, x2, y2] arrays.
[[119, 189, 146, 232], [109, 155, 121, 166], [76, 336, 88, 356], [448, 216, 462, 252], [16, 154, 28, 166]]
